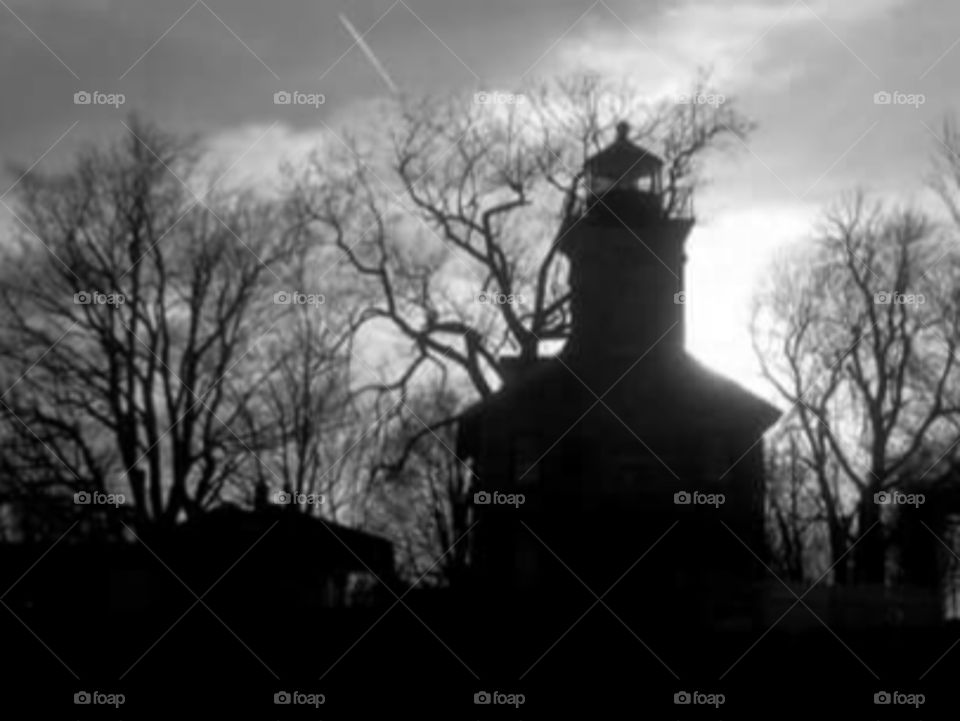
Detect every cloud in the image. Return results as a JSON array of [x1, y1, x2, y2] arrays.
[[199, 123, 325, 196], [547, 0, 912, 97], [197, 94, 412, 200], [2, 0, 941, 392], [2, 0, 114, 10]]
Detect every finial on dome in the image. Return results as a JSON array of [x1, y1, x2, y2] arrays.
[[615, 120, 630, 141]]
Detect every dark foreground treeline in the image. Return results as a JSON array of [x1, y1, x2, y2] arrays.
[[2, 543, 958, 718]]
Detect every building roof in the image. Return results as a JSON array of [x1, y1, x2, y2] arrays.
[[166, 505, 395, 574], [458, 351, 781, 458], [585, 121, 664, 181]]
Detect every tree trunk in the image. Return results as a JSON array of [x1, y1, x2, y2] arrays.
[[828, 521, 849, 585], [854, 496, 884, 584]]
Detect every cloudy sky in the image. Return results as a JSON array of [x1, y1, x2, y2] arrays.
[[1, 0, 955, 395]]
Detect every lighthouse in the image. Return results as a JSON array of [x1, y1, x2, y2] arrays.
[[457, 120, 780, 627]]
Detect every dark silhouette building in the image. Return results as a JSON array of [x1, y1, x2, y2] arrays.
[[0, 506, 396, 616], [458, 121, 781, 627]]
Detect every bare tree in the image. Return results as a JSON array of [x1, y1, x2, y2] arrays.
[[0, 118, 304, 534], [753, 192, 960, 584], [765, 423, 838, 583], [362, 383, 471, 585], [290, 72, 753, 402], [234, 276, 372, 522]]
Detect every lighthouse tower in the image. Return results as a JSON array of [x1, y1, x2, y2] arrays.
[[561, 120, 692, 369]]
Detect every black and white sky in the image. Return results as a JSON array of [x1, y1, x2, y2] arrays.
[[0, 0, 954, 391]]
